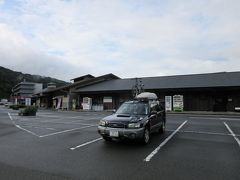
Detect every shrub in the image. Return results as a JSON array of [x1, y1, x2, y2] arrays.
[[10, 104, 26, 110], [19, 106, 38, 116]]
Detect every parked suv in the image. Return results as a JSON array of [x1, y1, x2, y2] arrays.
[[98, 92, 166, 144]]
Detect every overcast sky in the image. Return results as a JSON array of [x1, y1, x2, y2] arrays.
[[0, 0, 240, 81]]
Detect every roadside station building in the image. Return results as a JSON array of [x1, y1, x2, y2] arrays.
[[33, 74, 119, 109], [33, 71, 240, 112]]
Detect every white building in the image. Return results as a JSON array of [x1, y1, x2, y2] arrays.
[[11, 81, 43, 105]]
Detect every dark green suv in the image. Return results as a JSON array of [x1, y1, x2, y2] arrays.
[[98, 93, 166, 144]]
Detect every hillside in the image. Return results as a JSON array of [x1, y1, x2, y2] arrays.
[[0, 66, 68, 99]]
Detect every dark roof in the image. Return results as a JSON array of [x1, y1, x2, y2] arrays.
[[39, 73, 120, 94], [74, 71, 240, 92], [70, 74, 95, 82]]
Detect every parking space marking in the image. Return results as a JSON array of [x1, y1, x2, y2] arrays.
[[66, 116, 102, 120], [8, 112, 99, 138], [40, 121, 98, 126], [46, 127, 56, 130], [220, 117, 240, 121], [16, 116, 98, 124], [189, 117, 220, 120], [144, 120, 188, 162], [178, 130, 233, 136], [70, 137, 103, 150], [166, 129, 240, 137], [167, 129, 227, 136], [223, 122, 240, 147], [37, 115, 61, 118], [189, 116, 240, 121], [36, 117, 99, 123], [39, 124, 96, 138], [17, 124, 57, 131], [8, 112, 40, 137]]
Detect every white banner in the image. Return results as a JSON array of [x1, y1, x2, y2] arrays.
[[165, 96, 172, 111]]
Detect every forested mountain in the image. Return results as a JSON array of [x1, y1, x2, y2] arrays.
[[0, 66, 68, 99]]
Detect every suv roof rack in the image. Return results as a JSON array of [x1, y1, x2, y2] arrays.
[[135, 92, 158, 100]]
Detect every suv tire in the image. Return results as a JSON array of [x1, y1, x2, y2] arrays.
[[103, 136, 112, 142], [158, 122, 165, 134]]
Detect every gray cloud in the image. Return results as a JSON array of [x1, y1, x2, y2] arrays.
[[0, 0, 240, 81]]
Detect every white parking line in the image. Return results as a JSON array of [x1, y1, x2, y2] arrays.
[[66, 116, 101, 120], [8, 112, 40, 137], [189, 117, 219, 120], [37, 117, 98, 123], [220, 117, 240, 121], [39, 121, 98, 126], [70, 137, 103, 150], [37, 115, 61, 118], [144, 120, 188, 162], [189, 117, 240, 121], [166, 129, 234, 136], [8, 112, 98, 138], [223, 122, 240, 147], [46, 127, 56, 130], [39, 124, 96, 138]]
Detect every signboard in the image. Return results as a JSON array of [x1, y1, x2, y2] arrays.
[[173, 95, 184, 112], [25, 98, 31, 106], [103, 97, 112, 103], [165, 96, 172, 111]]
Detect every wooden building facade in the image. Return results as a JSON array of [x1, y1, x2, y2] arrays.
[[34, 72, 240, 112]]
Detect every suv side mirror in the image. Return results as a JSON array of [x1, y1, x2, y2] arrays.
[[150, 110, 157, 116], [112, 109, 116, 113]]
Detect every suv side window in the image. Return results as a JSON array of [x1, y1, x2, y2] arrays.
[[155, 104, 160, 112], [158, 104, 164, 111]]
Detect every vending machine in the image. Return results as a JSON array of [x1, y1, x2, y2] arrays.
[[173, 95, 184, 112], [82, 97, 92, 110]]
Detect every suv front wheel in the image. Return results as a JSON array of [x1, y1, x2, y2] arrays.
[[103, 136, 112, 142], [158, 122, 165, 134]]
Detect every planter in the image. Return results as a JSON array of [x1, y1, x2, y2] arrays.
[[19, 106, 38, 116]]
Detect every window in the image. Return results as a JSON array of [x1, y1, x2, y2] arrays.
[[116, 102, 149, 115]]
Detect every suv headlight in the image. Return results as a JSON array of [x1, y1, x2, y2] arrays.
[[128, 122, 141, 129], [99, 120, 106, 127]]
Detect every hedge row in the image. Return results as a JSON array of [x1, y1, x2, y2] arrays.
[[19, 106, 38, 116], [9, 104, 26, 110]]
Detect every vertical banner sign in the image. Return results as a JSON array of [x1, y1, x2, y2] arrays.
[[62, 97, 68, 109], [165, 96, 172, 111], [56, 98, 62, 109], [173, 95, 184, 112], [15, 98, 18, 105]]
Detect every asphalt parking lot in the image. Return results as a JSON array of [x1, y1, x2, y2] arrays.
[[0, 106, 240, 180]]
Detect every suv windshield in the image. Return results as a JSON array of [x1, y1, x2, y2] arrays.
[[116, 102, 149, 115]]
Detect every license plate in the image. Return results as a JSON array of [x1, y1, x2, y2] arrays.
[[110, 130, 119, 137]]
